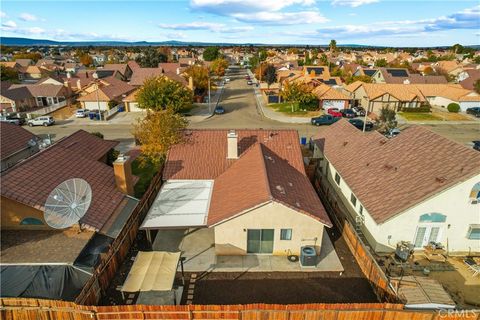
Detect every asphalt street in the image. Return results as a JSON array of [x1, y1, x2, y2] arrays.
[[26, 67, 480, 149]]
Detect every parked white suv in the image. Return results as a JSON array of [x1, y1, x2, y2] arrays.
[[28, 116, 55, 127]]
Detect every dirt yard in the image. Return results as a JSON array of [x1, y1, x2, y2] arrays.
[[185, 227, 378, 305]]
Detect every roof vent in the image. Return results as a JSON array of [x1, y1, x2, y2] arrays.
[[384, 164, 394, 170], [288, 182, 293, 187], [380, 140, 387, 145], [436, 177, 447, 183], [275, 185, 286, 194], [295, 201, 301, 207], [343, 141, 348, 146]]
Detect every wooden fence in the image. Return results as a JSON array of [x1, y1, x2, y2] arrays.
[[314, 175, 398, 303], [75, 168, 164, 305], [2, 299, 479, 320]]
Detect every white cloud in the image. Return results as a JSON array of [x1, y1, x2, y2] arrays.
[[331, 0, 378, 7], [165, 32, 187, 39], [159, 21, 254, 33], [0, 11, 7, 18], [190, 0, 325, 25], [27, 27, 45, 34], [19, 13, 38, 21], [2, 20, 17, 29]]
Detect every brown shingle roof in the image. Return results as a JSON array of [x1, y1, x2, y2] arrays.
[[313, 120, 480, 224], [0, 122, 38, 160], [165, 129, 332, 227], [129, 68, 164, 86], [54, 130, 118, 161], [1, 131, 125, 230]]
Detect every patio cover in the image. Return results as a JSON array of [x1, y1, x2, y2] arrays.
[[121, 251, 181, 292]]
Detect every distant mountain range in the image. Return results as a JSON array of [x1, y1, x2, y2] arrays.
[[1, 37, 479, 48]]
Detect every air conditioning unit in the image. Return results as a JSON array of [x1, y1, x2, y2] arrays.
[[300, 246, 317, 267]]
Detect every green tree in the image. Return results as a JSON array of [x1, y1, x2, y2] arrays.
[[0, 65, 19, 82], [137, 76, 193, 112], [258, 49, 267, 61], [378, 107, 397, 133], [210, 58, 229, 76], [203, 47, 220, 61], [451, 44, 464, 54], [375, 58, 387, 67], [79, 54, 93, 67], [344, 75, 372, 85], [281, 81, 318, 111], [133, 109, 188, 167], [136, 48, 168, 67], [329, 39, 337, 53], [264, 64, 277, 88], [184, 65, 210, 96], [447, 103, 460, 113], [13, 52, 42, 62]]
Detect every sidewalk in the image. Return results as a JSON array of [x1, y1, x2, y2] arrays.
[[247, 69, 311, 124]]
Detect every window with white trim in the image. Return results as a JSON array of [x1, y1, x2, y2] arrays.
[[334, 172, 341, 185], [350, 193, 357, 207], [280, 229, 292, 240], [467, 225, 480, 240]]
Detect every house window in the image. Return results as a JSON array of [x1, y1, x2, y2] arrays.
[[350, 193, 357, 206], [359, 205, 364, 215], [20, 217, 44, 225], [334, 172, 341, 185], [469, 182, 480, 204], [467, 225, 480, 240], [280, 229, 292, 240], [419, 213, 446, 223]]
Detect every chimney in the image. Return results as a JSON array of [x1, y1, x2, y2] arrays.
[[66, 72, 71, 79], [188, 76, 194, 90], [227, 130, 238, 159], [76, 79, 82, 91], [176, 67, 180, 75], [113, 154, 134, 196]]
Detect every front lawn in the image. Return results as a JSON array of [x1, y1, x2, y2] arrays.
[[399, 112, 443, 121], [268, 102, 322, 117], [131, 158, 161, 198]]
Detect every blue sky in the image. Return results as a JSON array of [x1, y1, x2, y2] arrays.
[[1, 0, 479, 46]]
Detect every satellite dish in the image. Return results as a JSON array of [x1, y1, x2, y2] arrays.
[[44, 178, 92, 229]]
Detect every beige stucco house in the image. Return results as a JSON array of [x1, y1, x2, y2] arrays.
[[140, 129, 332, 257], [312, 120, 480, 255]]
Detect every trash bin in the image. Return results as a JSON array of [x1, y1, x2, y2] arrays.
[[88, 113, 94, 120], [96, 113, 101, 120], [300, 137, 307, 145], [118, 106, 125, 112]]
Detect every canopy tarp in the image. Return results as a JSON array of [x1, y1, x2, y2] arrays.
[[121, 251, 180, 292]]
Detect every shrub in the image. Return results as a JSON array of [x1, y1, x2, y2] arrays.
[[447, 103, 460, 113], [401, 106, 431, 113]]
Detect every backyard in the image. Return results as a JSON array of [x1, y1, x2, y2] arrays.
[[131, 157, 161, 198], [399, 110, 473, 122]]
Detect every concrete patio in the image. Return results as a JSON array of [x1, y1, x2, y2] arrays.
[[152, 228, 344, 273]]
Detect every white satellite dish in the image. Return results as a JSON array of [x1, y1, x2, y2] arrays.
[[44, 178, 92, 229]]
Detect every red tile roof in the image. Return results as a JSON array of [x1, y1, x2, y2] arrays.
[[313, 120, 480, 224], [54, 130, 118, 161], [165, 129, 332, 227], [1, 130, 125, 231], [0, 122, 38, 160]]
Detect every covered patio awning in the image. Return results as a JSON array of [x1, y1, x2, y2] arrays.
[[140, 180, 213, 229], [121, 251, 181, 292]]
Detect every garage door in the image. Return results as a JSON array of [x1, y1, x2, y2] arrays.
[[323, 100, 345, 109], [128, 102, 143, 112]]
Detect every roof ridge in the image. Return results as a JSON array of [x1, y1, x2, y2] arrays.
[[258, 143, 273, 201]]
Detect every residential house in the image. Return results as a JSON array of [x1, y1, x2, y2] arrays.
[[353, 67, 378, 78], [18, 65, 43, 81], [414, 84, 480, 111], [0, 130, 140, 302], [0, 123, 39, 171], [312, 120, 480, 254], [433, 61, 463, 77], [77, 77, 135, 111], [312, 83, 351, 110], [140, 129, 332, 257], [0, 82, 36, 112], [101, 63, 133, 81], [370, 68, 447, 84], [458, 69, 480, 91], [129, 67, 190, 88]]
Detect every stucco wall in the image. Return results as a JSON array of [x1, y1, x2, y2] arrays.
[[1, 196, 51, 230], [213, 202, 325, 256], [83, 101, 108, 111]]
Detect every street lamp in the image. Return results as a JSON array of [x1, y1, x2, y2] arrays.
[[93, 72, 102, 121]]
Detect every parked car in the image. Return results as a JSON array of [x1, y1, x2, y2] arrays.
[[340, 109, 356, 118], [27, 116, 55, 127], [224, 78, 230, 83], [247, 80, 253, 85], [214, 106, 225, 114], [386, 128, 401, 138], [0, 115, 20, 125], [327, 108, 343, 118], [348, 118, 374, 131], [245, 75, 250, 80], [352, 106, 366, 116], [75, 109, 89, 118], [466, 107, 480, 117], [473, 141, 480, 152], [311, 114, 341, 126]]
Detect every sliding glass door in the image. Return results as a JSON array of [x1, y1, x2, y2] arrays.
[[247, 229, 274, 254]]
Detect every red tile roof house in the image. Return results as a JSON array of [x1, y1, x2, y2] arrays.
[[77, 76, 135, 112], [0, 130, 140, 301], [0, 122, 40, 171], [312, 120, 480, 255], [140, 129, 332, 261]]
